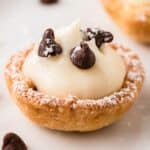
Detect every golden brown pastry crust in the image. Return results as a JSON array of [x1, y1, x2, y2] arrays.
[[100, 0, 150, 44], [4, 44, 144, 132]]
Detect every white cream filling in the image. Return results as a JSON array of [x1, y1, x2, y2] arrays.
[[23, 21, 126, 99]]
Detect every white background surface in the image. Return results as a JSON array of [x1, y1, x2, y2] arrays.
[[0, 0, 150, 150]]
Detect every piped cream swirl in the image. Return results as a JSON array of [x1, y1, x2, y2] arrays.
[[23, 21, 126, 99]]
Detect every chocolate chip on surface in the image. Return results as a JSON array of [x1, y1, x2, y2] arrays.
[[81, 28, 113, 48], [40, 0, 58, 4], [70, 42, 96, 69], [2, 133, 27, 150], [38, 28, 62, 57]]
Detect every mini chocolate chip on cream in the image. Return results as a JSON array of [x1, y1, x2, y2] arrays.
[[38, 28, 62, 57], [40, 0, 58, 4], [43, 28, 55, 40], [2, 133, 27, 150], [95, 31, 113, 48], [82, 28, 113, 48], [70, 42, 96, 69]]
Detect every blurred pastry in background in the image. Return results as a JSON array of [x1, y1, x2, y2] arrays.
[[100, 0, 150, 44]]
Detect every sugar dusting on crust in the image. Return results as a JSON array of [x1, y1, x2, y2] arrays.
[[4, 44, 145, 110]]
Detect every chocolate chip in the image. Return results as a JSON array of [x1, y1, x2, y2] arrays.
[[70, 42, 96, 69], [40, 0, 58, 4], [81, 28, 113, 48], [102, 32, 114, 42], [38, 28, 62, 57], [43, 28, 55, 40], [38, 41, 46, 57], [95, 33, 104, 48], [2, 133, 27, 150], [38, 41, 62, 57]]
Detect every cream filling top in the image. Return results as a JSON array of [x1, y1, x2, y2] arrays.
[[23, 21, 126, 99]]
